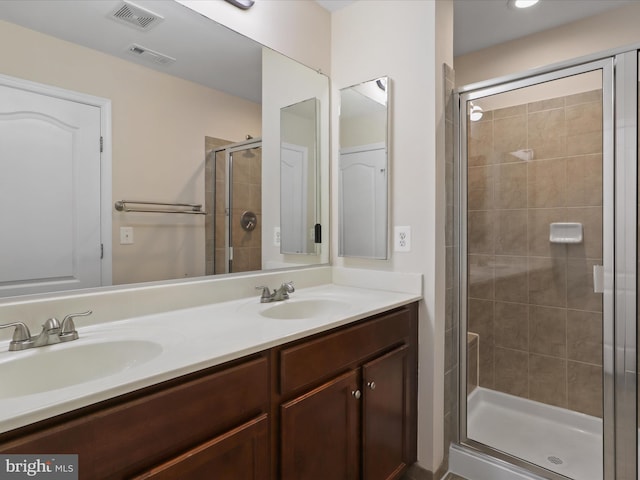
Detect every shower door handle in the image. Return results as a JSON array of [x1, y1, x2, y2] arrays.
[[593, 265, 604, 293]]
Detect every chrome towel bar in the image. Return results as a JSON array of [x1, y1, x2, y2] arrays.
[[114, 200, 206, 215]]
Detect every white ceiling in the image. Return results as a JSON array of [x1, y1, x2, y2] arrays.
[[453, 0, 636, 57], [0, 0, 263, 103], [315, 0, 636, 57]]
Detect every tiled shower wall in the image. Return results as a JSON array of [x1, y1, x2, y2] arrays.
[[467, 89, 604, 417]]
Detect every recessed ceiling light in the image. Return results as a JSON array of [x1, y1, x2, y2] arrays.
[[508, 0, 540, 9]]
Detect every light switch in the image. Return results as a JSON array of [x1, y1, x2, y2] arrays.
[[120, 226, 134, 245]]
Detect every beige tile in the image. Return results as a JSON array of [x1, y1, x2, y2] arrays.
[[494, 163, 527, 209], [527, 208, 567, 257], [446, 161, 454, 206], [566, 154, 602, 207], [494, 302, 529, 350], [565, 89, 601, 106], [567, 131, 602, 157], [468, 166, 493, 210], [468, 210, 495, 254], [566, 102, 602, 136], [529, 256, 567, 308], [468, 254, 494, 300], [468, 120, 494, 167], [528, 108, 566, 160], [468, 298, 494, 344], [527, 158, 566, 208], [567, 310, 602, 365], [528, 97, 564, 113], [494, 347, 528, 398], [529, 354, 567, 408], [566, 102, 602, 156], [215, 181, 226, 213], [494, 104, 527, 119], [445, 327, 454, 372], [494, 256, 529, 303], [568, 361, 603, 417], [566, 207, 602, 259], [529, 305, 566, 357], [494, 115, 527, 163], [495, 210, 527, 256], [567, 258, 603, 312]]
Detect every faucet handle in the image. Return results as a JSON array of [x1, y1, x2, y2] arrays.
[[0, 322, 33, 351], [60, 310, 92, 341], [255, 286, 272, 303], [282, 281, 295, 293]]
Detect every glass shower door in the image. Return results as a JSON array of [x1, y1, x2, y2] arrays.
[[460, 61, 612, 480], [212, 139, 262, 274]]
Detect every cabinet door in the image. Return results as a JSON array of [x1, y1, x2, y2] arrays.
[[362, 345, 409, 480], [280, 370, 360, 480], [133, 414, 269, 480]]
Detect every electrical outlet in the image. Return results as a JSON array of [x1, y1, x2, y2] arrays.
[[120, 226, 134, 245], [394, 226, 411, 252], [273, 227, 281, 246]]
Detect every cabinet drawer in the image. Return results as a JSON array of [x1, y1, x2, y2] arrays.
[[133, 414, 269, 480], [0, 355, 269, 479], [279, 308, 411, 395]]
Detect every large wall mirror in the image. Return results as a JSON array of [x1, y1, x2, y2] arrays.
[[338, 76, 390, 259], [0, 0, 329, 298]]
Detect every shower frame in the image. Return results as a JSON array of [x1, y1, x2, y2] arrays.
[[453, 47, 639, 480]]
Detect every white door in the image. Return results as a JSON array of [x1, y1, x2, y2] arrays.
[[280, 143, 308, 254], [0, 82, 102, 296], [339, 144, 387, 259]]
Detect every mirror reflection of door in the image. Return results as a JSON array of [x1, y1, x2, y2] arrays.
[[0, 77, 105, 297], [280, 98, 319, 255], [209, 139, 262, 274], [339, 77, 389, 259]]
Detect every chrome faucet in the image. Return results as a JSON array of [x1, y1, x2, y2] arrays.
[[256, 281, 295, 303], [0, 310, 92, 351]]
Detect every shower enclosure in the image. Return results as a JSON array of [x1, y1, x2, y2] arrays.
[[210, 138, 262, 274], [453, 49, 638, 480]]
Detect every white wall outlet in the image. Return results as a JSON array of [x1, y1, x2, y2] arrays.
[[120, 226, 134, 245], [394, 226, 411, 252], [273, 227, 281, 246]]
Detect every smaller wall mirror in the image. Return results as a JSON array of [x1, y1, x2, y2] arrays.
[[280, 97, 320, 255], [339, 76, 390, 259]]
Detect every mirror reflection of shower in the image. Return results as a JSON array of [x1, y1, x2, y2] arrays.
[[206, 137, 262, 274]]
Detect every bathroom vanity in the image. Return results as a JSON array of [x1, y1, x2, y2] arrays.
[[0, 286, 418, 480]]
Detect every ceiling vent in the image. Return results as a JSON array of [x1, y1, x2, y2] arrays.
[[108, 1, 164, 31], [126, 44, 176, 66]]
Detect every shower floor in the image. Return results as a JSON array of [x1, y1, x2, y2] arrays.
[[466, 387, 602, 480]]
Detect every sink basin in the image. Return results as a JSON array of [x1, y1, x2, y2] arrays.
[[0, 340, 163, 398], [260, 299, 350, 320]]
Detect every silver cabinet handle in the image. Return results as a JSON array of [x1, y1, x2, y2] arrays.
[[351, 390, 361, 399], [367, 381, 376, 390]]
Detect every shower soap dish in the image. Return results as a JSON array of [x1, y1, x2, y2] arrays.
[[549, 222, 583, 244]]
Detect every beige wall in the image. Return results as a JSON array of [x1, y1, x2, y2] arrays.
[[455, 3, 640, 87], [0, 19, 261, 285], [332, 0, 453, 472]]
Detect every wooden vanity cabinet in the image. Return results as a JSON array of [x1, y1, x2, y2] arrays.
[[0, 354, 270, 480], [277, 303, 418, 480], [0, 301, 418, 480]]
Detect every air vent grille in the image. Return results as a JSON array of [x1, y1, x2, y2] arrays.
[[109, 1, 164, 31], [126, 44, 176, 66]]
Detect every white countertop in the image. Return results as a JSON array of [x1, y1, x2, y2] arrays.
[[0, 284, 420, 434]]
